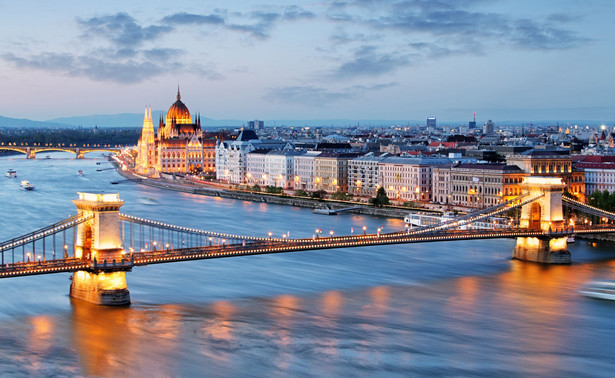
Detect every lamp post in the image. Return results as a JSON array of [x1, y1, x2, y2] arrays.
[[329, 230, 334, 238], [26, 252, 31, 263], [363, 226, 367, 235]]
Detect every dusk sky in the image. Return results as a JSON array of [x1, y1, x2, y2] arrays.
[[0, 0, 613, 123]]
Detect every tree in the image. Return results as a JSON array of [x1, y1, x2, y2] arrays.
[[310, 190, 327, 199], [371, 187, 390, 207], [251, 184, 261, 192], [331, 191, 352, 201], [294, 189, 309, 197]]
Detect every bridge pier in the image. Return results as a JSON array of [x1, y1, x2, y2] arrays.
[[70, 270, 130, 305], [70, 192, 131, 305], [26, 147, 36, 159], [512, 236, 570, 264]]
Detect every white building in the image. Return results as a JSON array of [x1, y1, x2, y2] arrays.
[[246, 150, 304, 188], [379, 157, 451, 202], [293, 151, 321, 191], [348, 152, 389, 197], [576, 157, 615, 196]]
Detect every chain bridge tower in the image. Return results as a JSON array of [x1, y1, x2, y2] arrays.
[[70, 192, 131, 305], [513, 177, 570, 264]]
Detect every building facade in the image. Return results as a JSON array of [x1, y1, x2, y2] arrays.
[[507, 150, 585, 202], [432, 163, 526, 208], [314, 153, 359, 193], [136, 89, 209, 176], [293, 151, 321, 191], [348, 152, 389, 197], [576, 156, 615, 196], [379, 157, 451, 202]]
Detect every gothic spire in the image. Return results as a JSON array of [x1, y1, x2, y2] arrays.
[[177, 85, 181, 101]]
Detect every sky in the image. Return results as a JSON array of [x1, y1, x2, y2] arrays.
[[0, 0, 613, 123]]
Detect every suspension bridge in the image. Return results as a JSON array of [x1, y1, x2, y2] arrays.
[[2, 176, 615, 305]]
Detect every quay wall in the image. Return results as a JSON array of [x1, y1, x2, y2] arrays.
[[113, 166, 409, 219]]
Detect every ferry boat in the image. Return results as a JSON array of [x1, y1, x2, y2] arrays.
[[405, 211, 456, 228], [5, 169, 17, 178], [404, 211, 511, 230], [579, 281, 615, 300], [20, 180, 35, 191]]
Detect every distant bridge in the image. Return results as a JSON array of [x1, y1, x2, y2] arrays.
[[0, 144, 122, 159]]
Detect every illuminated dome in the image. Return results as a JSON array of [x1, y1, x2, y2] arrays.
[[166, 87, 192, 125]]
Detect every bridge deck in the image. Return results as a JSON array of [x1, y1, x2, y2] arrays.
[[2, 226, 611, 279]]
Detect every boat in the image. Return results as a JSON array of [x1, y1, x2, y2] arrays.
[[138, 197, 159, 206], [404, 211, 511, 230], [567, 235, 575, 243], [44, 155, 51, 159], [579, 281, 615, 300], [5, 169, 17, 178], [20, 180, 35, 190], [77, 170, 84, 176], [404, 211, 456, 228]]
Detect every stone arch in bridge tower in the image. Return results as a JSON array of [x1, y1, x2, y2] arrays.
[[529, 202, 542, 230], [70, 192, 130, 305], [519, 177, 566, 231]]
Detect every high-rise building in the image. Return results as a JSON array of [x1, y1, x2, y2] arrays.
[[248, 120, 264, 130], [426, 117, 436, 130], [483, 119, 494, 135]]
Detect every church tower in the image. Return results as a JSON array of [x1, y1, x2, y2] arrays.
[[137, 106, 156, 175]]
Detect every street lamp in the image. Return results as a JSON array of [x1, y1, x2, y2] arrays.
[[329, 230, 334, 238], [268, 232, 273, 239], [153, 241, 157, 250], [26, 252, 31, 262], [363, 226, 367, 235]]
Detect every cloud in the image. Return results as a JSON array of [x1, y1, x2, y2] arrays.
[[509, 19, 589, 50], [78, 12, 172, 48], [1, 52, 180, 84], [161, 12, 225, 25], [332, 45, 411, 78], [264, 82, 396, 106], [327, 0, 588, 52]]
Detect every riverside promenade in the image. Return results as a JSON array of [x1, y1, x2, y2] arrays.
[[110, 160, 415, 219]]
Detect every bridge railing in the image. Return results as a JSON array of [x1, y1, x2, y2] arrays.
[[562, 196, 615, 221], [407, 192, 543, 236]]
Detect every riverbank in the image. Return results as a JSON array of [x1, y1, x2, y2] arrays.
[[112, 163, 414, 219]]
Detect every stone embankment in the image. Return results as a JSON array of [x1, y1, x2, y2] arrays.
[[112, 165, 410, 219]]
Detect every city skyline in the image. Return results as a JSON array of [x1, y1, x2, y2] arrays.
[[0, 0, 613, 122]]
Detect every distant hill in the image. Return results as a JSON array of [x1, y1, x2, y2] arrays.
[[2, 112, 611, 129], [45, 113, 414, 128], [48, 112, 244, 128], [0, 115, 71, 128]]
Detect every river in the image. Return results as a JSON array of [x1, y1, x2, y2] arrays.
[[1, 152, 615, 377]]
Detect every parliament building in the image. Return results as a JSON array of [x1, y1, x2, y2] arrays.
[[136, 88, 216, 176]]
